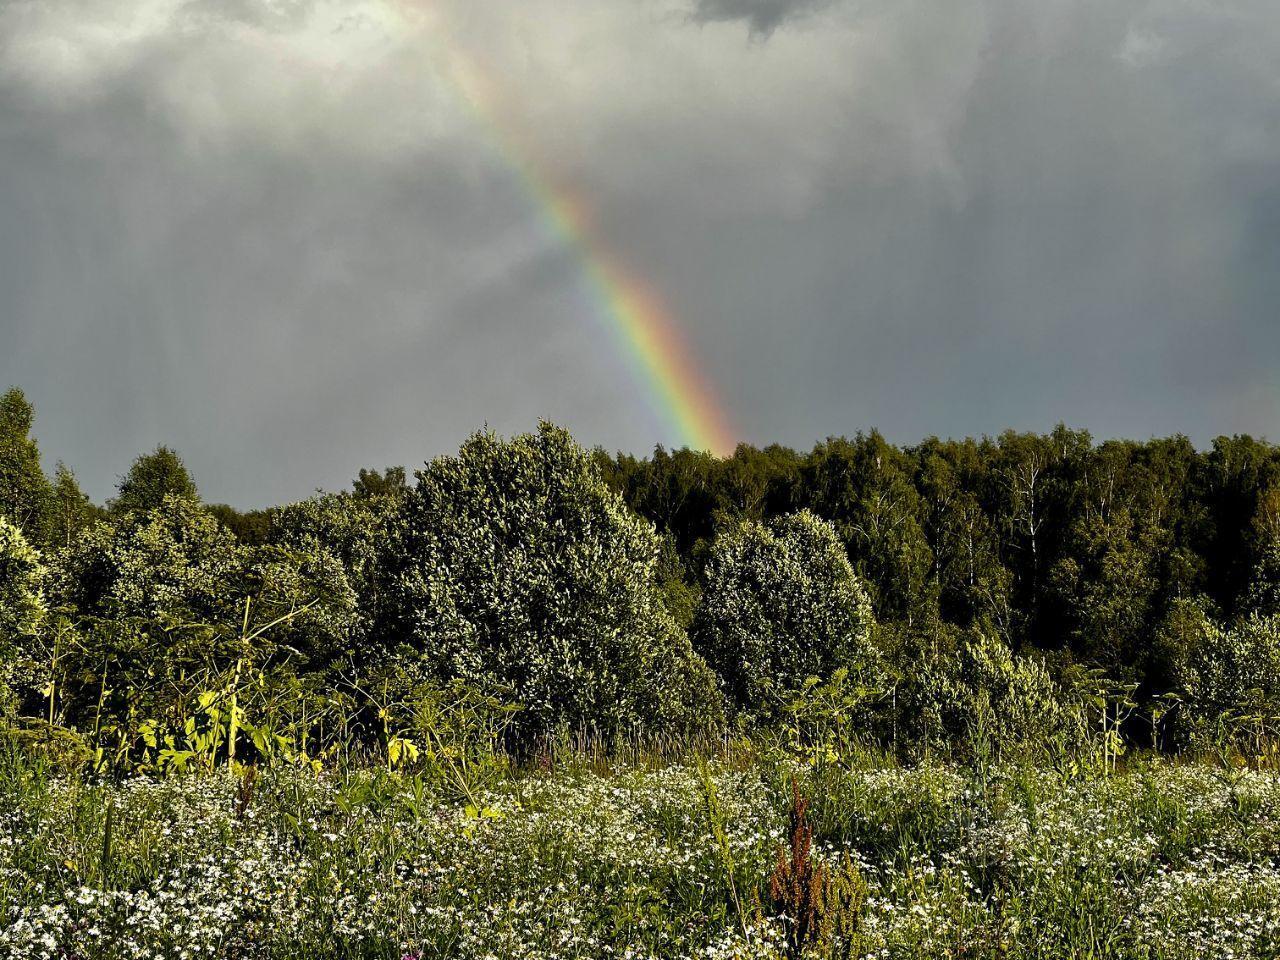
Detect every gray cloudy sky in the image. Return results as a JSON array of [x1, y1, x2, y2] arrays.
[[2, 0, 1279, 507]]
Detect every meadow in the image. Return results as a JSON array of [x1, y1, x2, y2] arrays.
[[7, 404, 1280, 957], [3, 744, 1280, 960]]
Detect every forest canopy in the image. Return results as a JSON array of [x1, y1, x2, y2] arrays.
[[4, 384, 1280, 765]]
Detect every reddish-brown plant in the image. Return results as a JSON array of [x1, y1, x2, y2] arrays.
[[770, 779, 828, 960]]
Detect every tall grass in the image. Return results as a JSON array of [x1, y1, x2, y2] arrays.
[[3, 720, 1280, 959]]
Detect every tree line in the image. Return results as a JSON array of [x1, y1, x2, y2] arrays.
[[3, 385, 1280, 769]]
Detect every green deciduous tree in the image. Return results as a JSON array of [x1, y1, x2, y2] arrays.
[[899, 620, 1075, 760], [1176, 613, 1280, 737], [49, 462, 99, 550], [110, 446, 199, 515], [1047, 509, 1162, 673], [384, 424, 720, 738], [692, 510, 876, 714], [0, 388, 52, 541], [1196, 435, 1280, 619], [798, 433, 934, 625], [1242, 484, 1280, 619], [270, 467, 409, 644], [205, 504, 274, 545]]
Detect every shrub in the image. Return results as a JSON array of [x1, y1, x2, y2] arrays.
[[48, 495, 241, 629], [237, 542, 359, 672], [382, 423, 721, 739], [898, 621, 1076, 760], [692, 510, 876, 715], [42, 496, 356, 741], [1176, 612, 1280, 745], [1151, 596, 1218, 694], [1244, 538, 1280, 619]]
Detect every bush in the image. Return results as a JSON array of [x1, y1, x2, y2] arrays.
[[382, 423, 721, 739], [692, 510, 876, 715], [898, 621, 1076, 761], [41, 496, 356, 742], [1244, 538, 1280, 619], [1176, 612, 1280, 746]]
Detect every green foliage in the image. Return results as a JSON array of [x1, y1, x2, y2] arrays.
[[1245, 540, 1280, 619], [205, 503, 274, 544], [270, 471, 407, 642], [50, 495, 240, 628], [1176, 613, 1280, 747], [40, 496, 356, 760], [385, 423, 721, 739], [49, 462, 99, 550], [1048, 508, 1163, 672], [1152, 596, 1219, 693], [12, 386, 1280, 765], [654, 533, 699, 630], [0, 515, 45, 642], [898, 621, 1077, 761], [693, 510, 876, 714], [1243, 489, 1280, 618], [238, 542, 359, 671], [0, 516, 46, 712], [352, 464, 409, 500], [913, 437, 1014, 632], [0, 387, 53, 541], [109, 445, 199, 515], [773, 668, 887, 769], [800, 433, 935, 624]]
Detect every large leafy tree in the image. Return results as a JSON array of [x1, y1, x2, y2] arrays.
[[270, 467, 408, 645], [692, 510, 876, 713], [987, 427, 1092, 642], [797, 432, 934, 625], [383, 424, 720, 738], [52, 496, 239, 626], [1241, 484, 1280, 619], [49, 462, 99, 550], [912, 437, 1014, 635], [598, 445, 722, 560], [110, 446, 199, 515], [0, 388, 52, 541], [1047, 508, 1162, 673], [1195, 435, 1280, 618]]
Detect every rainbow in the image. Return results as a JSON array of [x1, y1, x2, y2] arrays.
[[414, 3, 736, 456]]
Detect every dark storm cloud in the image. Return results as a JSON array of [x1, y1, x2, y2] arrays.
[[1, 0, 1279, 506], [690, 0, 833, 34]]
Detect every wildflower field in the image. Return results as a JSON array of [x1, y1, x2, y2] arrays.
[[3, 750, 1280, 960], [8, 416, 1280, 957]]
